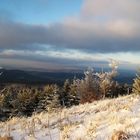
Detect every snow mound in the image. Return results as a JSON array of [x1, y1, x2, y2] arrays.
[[1, 94, 140, 140]]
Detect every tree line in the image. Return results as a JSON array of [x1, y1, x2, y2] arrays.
[[0, 60, 139, 121]]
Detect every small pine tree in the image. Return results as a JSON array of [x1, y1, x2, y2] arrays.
[[0, 94, 4, 108], [133, 70, 140, 94], [16, 89, 37, 115], [59, 79, 79, 107], [69, 79, 80, 105], [59, 79, 71, 107], [40, 84, 61, 112]]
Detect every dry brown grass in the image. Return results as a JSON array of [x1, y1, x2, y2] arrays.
[[111, 130, 129, 140], [0, 136, 13, 140]]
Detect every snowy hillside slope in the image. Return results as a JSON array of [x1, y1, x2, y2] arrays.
[[1, 94, 140, 140]]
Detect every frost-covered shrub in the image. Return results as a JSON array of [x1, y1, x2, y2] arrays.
[[75, 60, 119, 103], [95, 59, 119, 98], [75, 68, 100, 103], [132, 69, 140, 94]]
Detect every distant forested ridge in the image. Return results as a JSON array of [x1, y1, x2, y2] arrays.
[[0, 68, 135, 85]]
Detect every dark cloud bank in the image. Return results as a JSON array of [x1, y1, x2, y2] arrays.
[[0, 19, 140, 53]]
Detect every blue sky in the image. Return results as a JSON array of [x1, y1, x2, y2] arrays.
[[0, 0, 82, 24], [0, 0, 140, 71]]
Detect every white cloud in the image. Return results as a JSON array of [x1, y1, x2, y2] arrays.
[[81, 0, 140, 20]]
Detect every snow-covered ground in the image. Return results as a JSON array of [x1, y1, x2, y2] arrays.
[[1, 94, 140, 140]]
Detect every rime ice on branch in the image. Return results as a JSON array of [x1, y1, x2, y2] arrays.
[[75, 59, 119, 103]]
